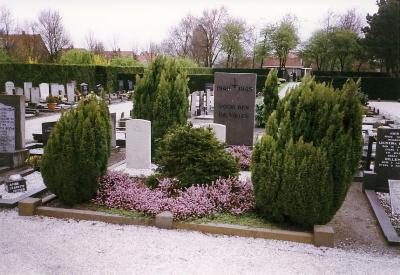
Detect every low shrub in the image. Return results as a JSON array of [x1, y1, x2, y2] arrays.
[[156, 124, 239, 188], [226, 146, 252, 171], [255, 101, 265, 127], [94, 171, 254, 220]]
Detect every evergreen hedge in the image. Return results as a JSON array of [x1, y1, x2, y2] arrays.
[[314, 76, 400, 100], [41, 95, 111, 205], [252, 77, 363, 227], [156, 124, 239, 188], [0, 63, 144, 92]]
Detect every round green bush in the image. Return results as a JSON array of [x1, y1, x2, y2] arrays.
[[155, 124, 239, 188], [41, 95, 111, 205], [252, 77, 362, 227]]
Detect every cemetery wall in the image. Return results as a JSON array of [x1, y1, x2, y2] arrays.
[[314, 76, 400, 100]]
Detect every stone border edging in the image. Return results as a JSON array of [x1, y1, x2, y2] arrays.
[[18, 199, 334, 247], [364, 189, 400, 245]]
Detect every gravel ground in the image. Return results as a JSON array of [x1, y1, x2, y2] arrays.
[[368, 101, 400, 123], [377, 192, 400, 235], [1, 209, 399, 275]]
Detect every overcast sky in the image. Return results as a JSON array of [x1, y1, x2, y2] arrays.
[[1, 0, 378, 51]]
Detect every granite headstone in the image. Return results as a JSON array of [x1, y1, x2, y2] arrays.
[[5, 81, 14, 95], [214, 72, 256, 146]]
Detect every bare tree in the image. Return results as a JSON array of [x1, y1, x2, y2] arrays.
[[337, 9, 364, 35], [0, 5, 15, 52], [36, 9, 70, 62], [162, 14, 196, 57], [193, 7, 228, 67], [85, 31, 105, 54]]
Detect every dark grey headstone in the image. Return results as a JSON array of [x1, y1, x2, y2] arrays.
[[375, 127, 400, 190], [42, 122, 57, 146], [214, 73, 256, 146], [4, 178, 27, 193], [0, 95, 25, 151]]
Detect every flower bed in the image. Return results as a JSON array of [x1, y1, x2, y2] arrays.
[[94, 171, 254, 220], [226, 146, 252, 171]]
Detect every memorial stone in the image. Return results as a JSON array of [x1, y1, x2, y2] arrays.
[[66, 82, 75, 102], [0, 95, 28, 168], [50, 83, 59, 97], [39, 83, 49, 101], [190, 91, 198, 117], [389, 180, 400, 215], [193, 123, 226, 143], [42, 121, 57, 146], [0, 102, 15, 152], [58, 84, 65, 97], [206, 89, 211, 114], [364, 127, 400, 192], [126, 119, 151, 169], [30, 87, 40, 104], [110, 113, 116, 148], [118, 80, 124, 91], [15, 87, 23, 96], [128, 80, 133, 91], [24, 82, 32, 101], [5, 81, 14, 95], [214, 72, 256, 146]]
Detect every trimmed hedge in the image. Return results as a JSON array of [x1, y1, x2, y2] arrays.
[[312, 71, 390, 77], [315, 76, 400, 100], [0, 63, 144, 92]]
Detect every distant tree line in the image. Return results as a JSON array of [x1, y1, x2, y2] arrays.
[[0, 1, 398, 76]]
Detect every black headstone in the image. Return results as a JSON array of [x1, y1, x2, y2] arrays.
[[42, 122, 57, 146], [374, 127, 400, 190], [214, 73, 256, 146]]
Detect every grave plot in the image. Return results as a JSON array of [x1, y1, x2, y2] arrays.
[[363, 127, 400, 244]]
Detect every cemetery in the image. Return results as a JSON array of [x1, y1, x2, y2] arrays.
[[0, 1, 400, 272]]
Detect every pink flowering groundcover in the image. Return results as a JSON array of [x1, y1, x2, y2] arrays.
[[93, 171, 255, 220]]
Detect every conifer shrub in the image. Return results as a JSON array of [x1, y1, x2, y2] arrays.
[[263, 69, 280, 124], [41, 95, 111, 205], [156, 124, 239, 188], [133, 56, 189, 147], [252, 77, 362, 227]]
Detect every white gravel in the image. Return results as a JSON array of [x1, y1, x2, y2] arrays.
[[0, 172, 45, 200], [0, 209, 399, 275]]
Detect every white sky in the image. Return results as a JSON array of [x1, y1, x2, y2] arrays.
[[1, 0, 378, 51]]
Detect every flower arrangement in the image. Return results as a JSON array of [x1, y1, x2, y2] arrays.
[[226, 146, 252, 171], [94, 171, 255, 220], [26, 155, 42, 171]]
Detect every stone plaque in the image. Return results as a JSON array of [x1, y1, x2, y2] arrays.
[[4, 178, 27, 193], [42, 121, 57, 146], [375, 127, 400, 184], [66, 82, 75, 102], [50, 83, 59, 97], [0, 102, 15, 152], [389, 180, 400, 215], [214, 73, 256, 146]]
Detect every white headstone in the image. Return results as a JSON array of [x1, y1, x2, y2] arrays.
[[206, 89, 211, 114], [39, 83, 49, 101], [0, 102, 15, 152], [5, 81, 14, 95], [126, 119, 151, 169], [66, 82, 75, 102], [50, 83, 59, 97], [58, 84, 65, 97], [190, 91, 198, 116], [389, 180, 400, 215], [193, 123, 226, 143], [30, 87, 40, 104], [23, 82, 32, 101], [15, 87, 23, 96]]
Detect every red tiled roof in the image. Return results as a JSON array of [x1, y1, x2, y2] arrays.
[[264, 53, 303, 68]]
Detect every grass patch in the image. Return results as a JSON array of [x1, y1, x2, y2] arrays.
[[191, 212, 278, 229], [75, 203, 152, 220]]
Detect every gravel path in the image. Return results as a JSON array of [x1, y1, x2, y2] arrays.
[[0, 209, 399, 275]]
